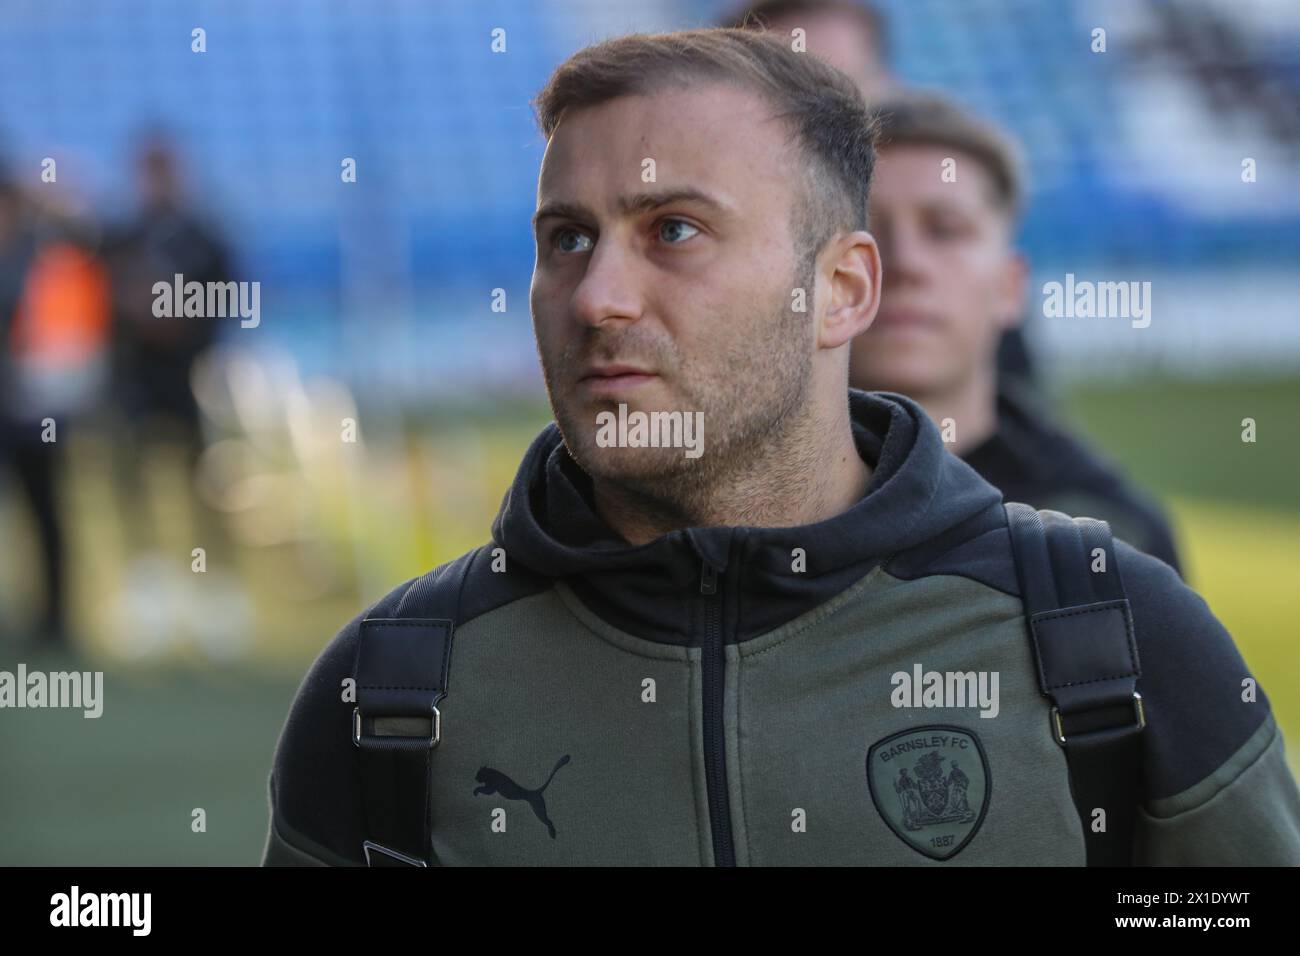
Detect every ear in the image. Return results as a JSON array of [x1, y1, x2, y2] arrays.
[[995, 250, 1029, 331], [819, 230, 882, 349]]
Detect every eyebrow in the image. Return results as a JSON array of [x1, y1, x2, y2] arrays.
[[531, 187, 733, 233], [875, 195, 983, 220]]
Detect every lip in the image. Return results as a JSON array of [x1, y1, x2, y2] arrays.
[[580, 363, 656, 380], [578, 368, 659, 395]]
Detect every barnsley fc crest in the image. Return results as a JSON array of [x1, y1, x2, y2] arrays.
[[865, 725, 990, 860]]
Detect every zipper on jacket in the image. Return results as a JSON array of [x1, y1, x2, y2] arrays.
[[700, 560, 736, 866]]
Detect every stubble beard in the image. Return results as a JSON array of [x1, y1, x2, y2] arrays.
[[548, 253, 819, 526]]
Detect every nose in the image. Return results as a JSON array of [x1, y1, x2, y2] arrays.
[[569, 234, 645, 329], [877, 219, 929, 291]]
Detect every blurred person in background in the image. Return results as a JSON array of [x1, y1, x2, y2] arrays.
[[102, 134, 247, 654], [0, 164, 112, 649], [727, 1, 1179, 572], [852, 92, 1182, 573], [104, 138, 236, 556], [719, 0, 893, 100], [722, 0, 1041, 389]]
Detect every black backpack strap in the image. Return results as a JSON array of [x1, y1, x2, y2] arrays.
[[351, 567, 462, 867], [1005, 503, 1145, 866]]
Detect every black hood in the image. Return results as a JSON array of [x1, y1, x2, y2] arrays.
[[491, 389, 1004, 645]]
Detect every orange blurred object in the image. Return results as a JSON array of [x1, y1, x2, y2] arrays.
[[7, 242, 111, 365]]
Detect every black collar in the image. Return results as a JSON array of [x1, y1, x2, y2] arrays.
[[492, 390, 1004, 645]]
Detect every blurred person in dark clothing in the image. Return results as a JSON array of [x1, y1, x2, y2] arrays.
[[103, 136, 233, 556], [0, 171, 112, 647], [722, 0, 1039, 387], [0, 179, 36, 364], [0, 175, 48, 643], [851, 92, 1183, 573]]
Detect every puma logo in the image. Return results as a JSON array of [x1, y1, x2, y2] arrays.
[[473, 755, 571, 838]]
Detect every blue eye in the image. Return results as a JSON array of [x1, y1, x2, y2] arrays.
[[554, 228, 593, 253], [659, 219, 699, 244]]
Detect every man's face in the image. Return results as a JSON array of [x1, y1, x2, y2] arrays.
[[850, 143, 1024, 397], [530, 84, 818, 484]]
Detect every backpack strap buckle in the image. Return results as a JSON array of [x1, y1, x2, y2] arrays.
[[353, 703, 441, 750], [1052, 691, 1145, 747]]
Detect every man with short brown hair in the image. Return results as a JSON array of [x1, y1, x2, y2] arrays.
[[264, 29, 1297, 867]]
